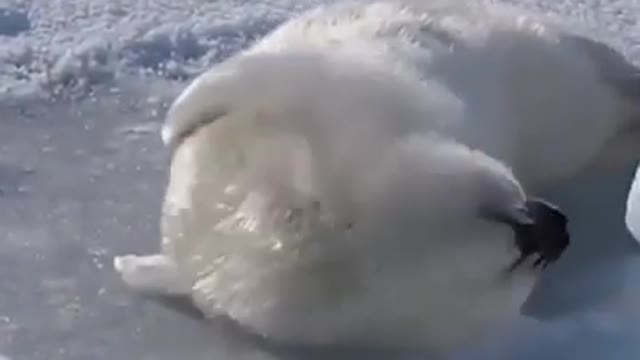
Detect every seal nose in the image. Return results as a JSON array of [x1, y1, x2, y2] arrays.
[[509, 198, 570, 271]]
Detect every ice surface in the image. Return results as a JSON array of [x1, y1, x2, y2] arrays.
[[0, 7, 30, 36], [1, 0, 640, 359]]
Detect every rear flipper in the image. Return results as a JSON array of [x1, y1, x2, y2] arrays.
[[114, 253, 205, 320], [113, 254, 192, 295]]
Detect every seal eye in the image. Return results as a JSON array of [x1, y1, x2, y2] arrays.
[[508, 198, 570, 271]]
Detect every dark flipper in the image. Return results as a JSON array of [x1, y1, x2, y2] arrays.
[[481, 196, 570, 271], [509, 198, 570, 271]]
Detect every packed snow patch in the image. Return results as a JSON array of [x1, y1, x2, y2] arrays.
[[0, 0, 333, 98]]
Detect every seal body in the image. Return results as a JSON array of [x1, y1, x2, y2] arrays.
[[112, 0, 615, 352], [117, 92, 569, 352]]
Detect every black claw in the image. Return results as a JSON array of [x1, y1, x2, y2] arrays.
[[533, 254, 545, 268], [509, 198, 570, 271]]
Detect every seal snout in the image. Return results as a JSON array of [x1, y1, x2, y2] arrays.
[[509, 198, 570, 271]]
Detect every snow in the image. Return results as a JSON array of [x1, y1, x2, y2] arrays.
[[1, 0, 640, 359], [0, 0, 329, 98]]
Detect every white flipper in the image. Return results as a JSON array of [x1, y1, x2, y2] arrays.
[[113, 254, 192, 296]]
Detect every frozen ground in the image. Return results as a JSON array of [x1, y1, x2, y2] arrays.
[[1, 0, 640, 359]]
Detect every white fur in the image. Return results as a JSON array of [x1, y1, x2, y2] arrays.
[[626, 167, 640, 241], [116, 0, 640, 350], [164, 0, 640, 191], [115, 48, 543, 350], [135, 111, 539, 351], [159, 0, 640, 319]]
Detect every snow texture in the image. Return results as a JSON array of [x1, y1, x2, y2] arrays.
[[1, 0, 640, 359]]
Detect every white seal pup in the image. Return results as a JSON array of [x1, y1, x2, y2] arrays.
[[159, 0, 640, 318], [115, 50, 570, 352]]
